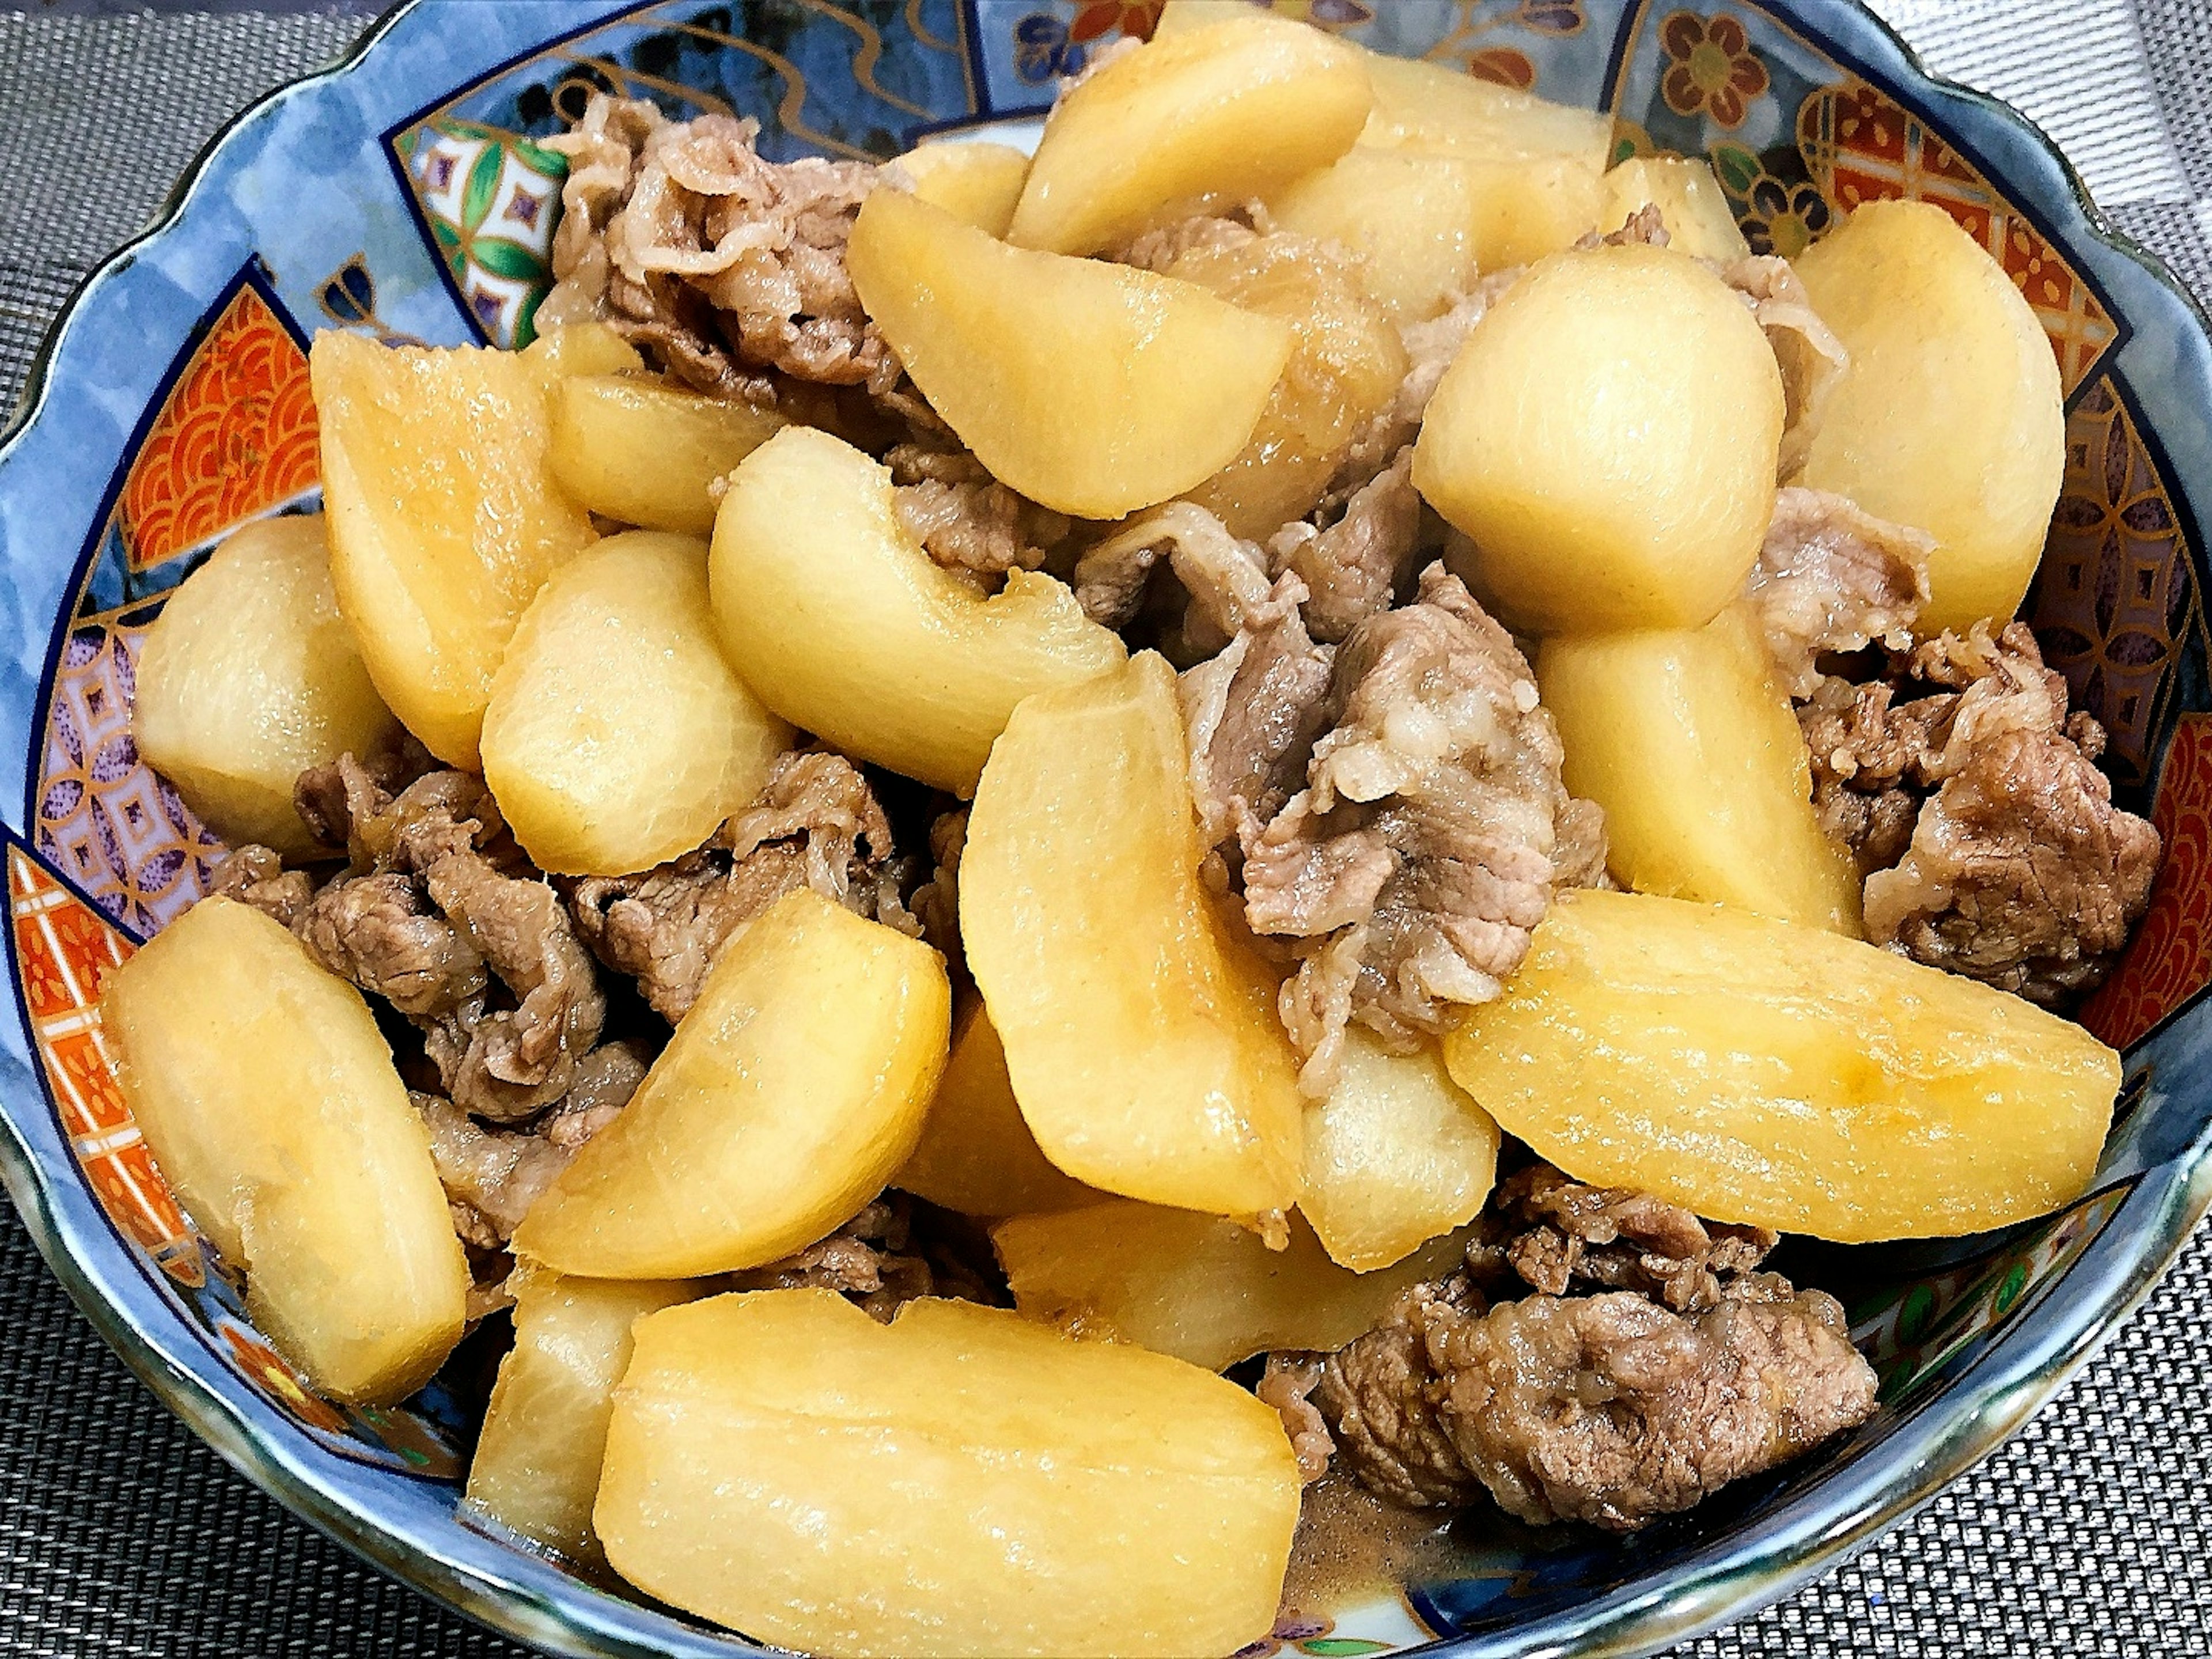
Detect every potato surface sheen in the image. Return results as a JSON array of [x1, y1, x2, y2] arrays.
[[1796, 199, 2065, 635], [995, 1200, 1473, 1372], [512, 890, 950, 1278], [1267, 146, 1489, 321], [895, 1002, 1096, 1217], [1418, 243, 1784, 634], [895, 140, 1031, 236], [310, 331, 597, 767], [1539, 607, 1861, 933], [1443, 889, 2120, 1242], [548, 373, 782, 535], [1600, 156, 1749, 262], [1006, 13, 1372, 257], [963, 652, 1305, 1221], [1301, 1029, 1501, 1272], [595, 1290, 1300, 1658], [710, 425, 1124, 794], [101, 897, 468, 1403], [847, 189, 1291, 518], [132, 514, 396, 860], [464, 1272, 695, 1565], [482, 531, 791, 875]]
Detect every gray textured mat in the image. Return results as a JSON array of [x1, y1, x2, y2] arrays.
[[1, 5, 2208, 1656]]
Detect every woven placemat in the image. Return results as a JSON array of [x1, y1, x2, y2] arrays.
[[1, 6, 2208, 1656]]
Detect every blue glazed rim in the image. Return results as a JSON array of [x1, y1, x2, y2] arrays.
[[0, 3, 2208, 1656]]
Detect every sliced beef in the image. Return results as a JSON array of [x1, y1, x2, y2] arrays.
[[1257, 1351, 1335, 1485], [294, 872, 485, 1018], [1718, 255, 1849, 481], [412, 1057, 637, 1248], [1313, 1280, 1488, 1509], [908, 805, 968, 964], [568, 749, 919, 1024], [724, 1194, 1001, 1321], [1267, 447, 1424, 645], [209, 844, 312, 930], [888, 444, 1070, 578], [1741, 487, 1933, 698]]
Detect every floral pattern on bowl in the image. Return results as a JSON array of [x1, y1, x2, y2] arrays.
[[1, 3, 2209, 1656]]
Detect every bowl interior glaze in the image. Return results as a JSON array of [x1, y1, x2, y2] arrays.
[[1, 3, 2209, 1657]]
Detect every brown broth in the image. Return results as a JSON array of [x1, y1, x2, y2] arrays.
[[1281, 1471, 1459, 1611]]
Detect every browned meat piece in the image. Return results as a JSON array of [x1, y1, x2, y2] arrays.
[[1267, 448, 1423, 645], [1799, 674, 1956, 872], [294, 872, 486, 1017], [887, 444, 1070, 577], [721, 1194, 1001, 1322], [1181, 582, 1335, 870], [1475, 1164, 1779, 1315], [1315, 1281, 1487, 1508], [1257, 1353, 1335, 1484], [1740, 487, 1933, 697], [1241, 566, 1603, 1089], [1718, 255, 1850, 480], [1074, 501, 1277, 650], [1581, 202, 1671, 248], [1109, 209, 1262, 274], [569, 749, 919, 1024], [908, 806, 968, 963], [209, 844, 312, 930], [541, 94, 893, 400]]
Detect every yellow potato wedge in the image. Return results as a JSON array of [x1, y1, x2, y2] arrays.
[[312, 331, 596, 767], [995, 1200, 1473, 1373], [102, 896, 468, 1403], [1267, 146, 1488, 321], [710, 425, 1124, 794], [1006, 13, 1371, 257], [1796, 199, 2065, 634], [548, 374, 783, 535], [896, 140, 1031, 236], [481, 531, 791, 876], [1442, 888, 2121, 1243], [596, 1290, 1299, 1658], [525, 321, 645, 378], [849, 189, 1291, 518], [1601, 156, 1750, 262], [464, 1271, 696, 1565], [896, 1003, 1095, 1217], [132, 513, 396, 860], [1421, 244, 1783, 634], [1539, 607, 1861, 933], [963, 652, 1304, 1222], [1361, 53, 1613, 164], [512, 891, 950, 1278]]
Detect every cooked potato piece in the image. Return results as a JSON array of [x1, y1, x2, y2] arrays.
[[102, 897, 468, 1403], [1267, 146, 1487, 321], [312, 331, 596, 767], [896, 1003, 1095, 1217], [711, 426, 1124, 794], [597, 1290, 1298, 1658], [1420, 244, 1784, 634], [548, 375, 782, 535], [1539, 607, 1861, 933], [995, 1201, 1471, 1372], [512, 891, 950, 1278], [525, 321, 645, 378], [132, 514, 396, 860], [464, 1272, 695, 1565], [1601, 156, 1749, 262], [1301, 1031, 1501, 1273], [1442, 889, 2121, 1243], [1360, 54, 1613, 165], [481, 532, 789, 876], [896, 140, 1031, 236], [849, 190, 1291, 518], [1166, 233, 1407, 536], [963, 653, 1304, 1221], [1006, 14, 1370, 257], [1796, 199, 2065, 633]]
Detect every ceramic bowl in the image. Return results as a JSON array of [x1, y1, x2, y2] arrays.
[[1, 2, 2208, 1655]]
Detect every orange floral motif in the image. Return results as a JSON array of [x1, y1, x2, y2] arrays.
[[2080, 713, 2212, 1050], [119, 278, 319, 572], [1069, 0, 1165, 41], [1659, 10, 1768, 129]]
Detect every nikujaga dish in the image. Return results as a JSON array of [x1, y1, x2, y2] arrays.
[[94, 5, 2158, 1656]]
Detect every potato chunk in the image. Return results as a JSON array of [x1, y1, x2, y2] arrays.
[[597, 1290, 1298, 1658], [133, 514, 396, 859], [312, 332, 596, 767], [896, 140, 1031, 236], [102, 897, 468, 1403], [1796, 200, 2065, 634], [895, 1003, 1094, 1217], [525, 321, 645, 378], [512, 891, 950, 1278], [1301, 1031, 1501, 1272], [1006, 14, 1370, 257], [1442, 889, 2120, 1243], [1419, 244, 1783, 634], [711, 426, 1124, 794], [481, 531, 790, 876], [1360, 54, 1613, 164], [849, 190, 1291, 518], [1267, 147, 1488, 321], [995, 1200, 1474, 1372], [1538, 607, 1861, 933], [464, 1271, 694, 1565], [964, 653, 1303, 1221], [548, 374, 782, 535], [1601, 156, 1749, 262]]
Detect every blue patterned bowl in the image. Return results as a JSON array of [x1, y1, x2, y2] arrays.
[[1, 3, 2207, 1654]]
